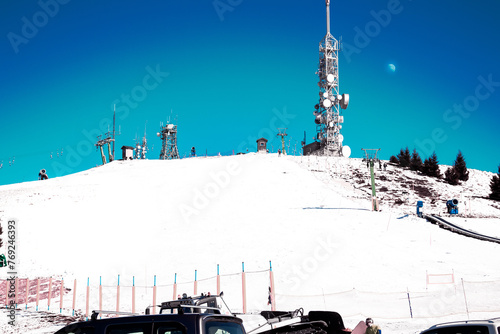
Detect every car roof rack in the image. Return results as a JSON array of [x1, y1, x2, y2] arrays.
[[91, 310, 139, 321], [429, 319, 495, 328]]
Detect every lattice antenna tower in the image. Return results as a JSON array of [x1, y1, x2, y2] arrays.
[[277, 128, 288, 155], [142, 122, 148, 159], [133, 123, 148, 160], [314, 0, 350, 156], [158, 121, 179, 160]]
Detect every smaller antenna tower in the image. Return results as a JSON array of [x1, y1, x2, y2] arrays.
[[158, 122, 179, 160], [277, 128, 288, 155], [362, 148, 381, 211], [134, 128, 148, 160]]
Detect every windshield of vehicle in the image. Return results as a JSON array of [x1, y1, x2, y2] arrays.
[[422, 325, 489, 334], [205, 320, 244, 334]]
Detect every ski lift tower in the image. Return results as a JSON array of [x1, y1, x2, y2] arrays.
[[313, 0, 350, 157], [277, 128, 288, 155], [95, 133, 114, 165], [158, 123, 179, 160], [362, 148, 381, 211]]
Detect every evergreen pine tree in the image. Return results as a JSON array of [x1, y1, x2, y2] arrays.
[[453, 151, 469, 181], [422, 158, 431, 176], [410, 149, 423, 172], [397, 147, 411, 168], [490, 165, 500, 201], [422, 152, 441, 178], [389, 155, 399, 164], [444, 167, 460, 185]]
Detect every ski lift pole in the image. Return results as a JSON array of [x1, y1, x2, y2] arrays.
[[362, 149, 380, 211], [370, 159, 377, 210], [108, 141, 113, 162], [277, 128, 288, 155], [99, 145, 107, 165]]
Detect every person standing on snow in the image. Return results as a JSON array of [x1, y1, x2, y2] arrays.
[[278, 149, 281, 156], [364, 318, 380, 334]]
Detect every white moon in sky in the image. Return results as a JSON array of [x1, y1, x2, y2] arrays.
[[388, 63, 396, 72]]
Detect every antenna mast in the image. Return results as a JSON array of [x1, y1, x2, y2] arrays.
[[112, 104, 116, 160], [310, 0, 350, 157], [326, 0, 330, 35]]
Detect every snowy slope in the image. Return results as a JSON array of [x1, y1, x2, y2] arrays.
[[0, 153, 499, 334]]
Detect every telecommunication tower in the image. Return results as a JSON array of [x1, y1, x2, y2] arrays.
[[158, 122, 179, 160], [134, 123, 148, 160], [134, 135, 148, 159], [312, 0, 350, 157]]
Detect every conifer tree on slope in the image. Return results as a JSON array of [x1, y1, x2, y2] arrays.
[[453, 150, 469, 181], [422, 152, 441, 178], [397, 147, 411, 168], [490, 165, 500, 201], [445, 166, 460, 185], [410, 149, 423, 172]]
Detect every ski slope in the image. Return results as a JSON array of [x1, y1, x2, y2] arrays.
[[0, 153, 499, 333]]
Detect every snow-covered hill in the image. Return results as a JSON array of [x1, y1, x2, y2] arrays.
[[0, 153, 499, 334]]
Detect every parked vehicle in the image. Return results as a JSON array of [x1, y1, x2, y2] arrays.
[[420, 318, 500, 334], [54, 293, 352, 334]]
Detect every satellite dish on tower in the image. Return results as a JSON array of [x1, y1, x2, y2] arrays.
[[323, 99, 332, 108], [327, 74, 335, 83], [338, 134, 344, 143], [340, 93, 350, 109], [341, 145, 351, 158]]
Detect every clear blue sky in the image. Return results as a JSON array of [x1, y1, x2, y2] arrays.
[[1, 0, 499, 185]]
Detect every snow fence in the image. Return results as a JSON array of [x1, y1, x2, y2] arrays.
[[2, 275, 500, 321]]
